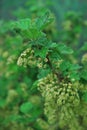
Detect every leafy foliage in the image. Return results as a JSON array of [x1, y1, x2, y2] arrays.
[[0, 3, 87, 130]]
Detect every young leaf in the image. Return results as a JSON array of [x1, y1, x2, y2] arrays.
[[20, 102, 33, 114], [47, 42, 58, 49], [35, 11, 53, 30], [21, 29, 42, 40], [12, 18, 31, 30], [57, 43, 73, 54], [35, 47, 48, 58]]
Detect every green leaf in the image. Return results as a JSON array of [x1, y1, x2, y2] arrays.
[[50, 51, 61, 61], [20, 102, 42, 122], [21, 29, 42, 40], [70, 64, 81, 70], [57, 43, 73, 54], [47, 42, 58, 49], [35, 11, 53, 30], [38, 68, 51, 79], [83, 92, 87, 102], [60, 61, 71, 71], [60, 61, 80, 80], [12, 18, 31, 30], [35, 47, 48, 58], [69, 72, 80, 81], [80, 70, 87, 81], [20, 102, 33, 114], [31, 80, 39, 90], [30, 107, 42, 119]]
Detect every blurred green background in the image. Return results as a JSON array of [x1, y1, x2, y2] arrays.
[[0, 0, 87, 20]]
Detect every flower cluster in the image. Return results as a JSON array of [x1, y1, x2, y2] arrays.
[[7, 55, 16, 64], [17, 47, 47, 68], [17, 48, 36, 67], [37, 73, 81, 129], [51, 59, 63, 71], [38, 73, 58, 124], [56, 81, 80, 107], [36, 118, 49, 130]]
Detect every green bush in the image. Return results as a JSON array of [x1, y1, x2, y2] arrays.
[[0, 8, 87, 130]]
